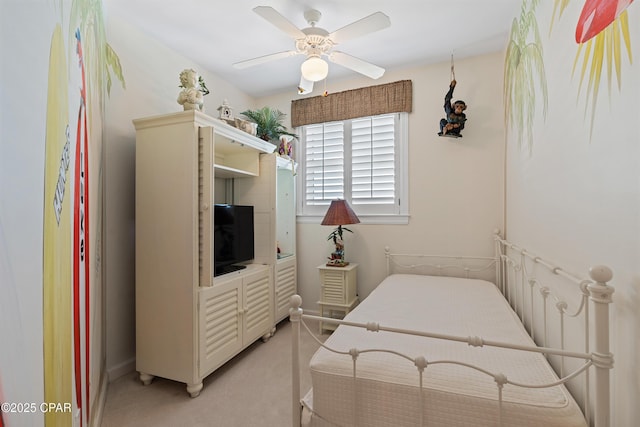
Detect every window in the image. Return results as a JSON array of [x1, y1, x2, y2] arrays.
[[297, 112, 408, 224]]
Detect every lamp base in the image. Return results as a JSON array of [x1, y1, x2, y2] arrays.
[[326, 260, 350, 267]]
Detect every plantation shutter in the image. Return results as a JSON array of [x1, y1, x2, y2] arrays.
[[351, 114, 396, 206], [304, 122, 345, 205]]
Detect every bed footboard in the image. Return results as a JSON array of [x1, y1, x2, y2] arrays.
[[290, 295, 303, 427], [495, 235, 614, 426]]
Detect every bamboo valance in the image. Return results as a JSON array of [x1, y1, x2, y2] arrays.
[[291, 80, 412, 128]]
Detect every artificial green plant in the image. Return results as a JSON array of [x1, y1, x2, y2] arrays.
[[240, 106, 297, 142]]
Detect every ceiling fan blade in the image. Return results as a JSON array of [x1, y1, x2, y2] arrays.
[[328, 51, 385, 79], [253, 6, 306, 39], [328, 12, 390, 44], [297, 76, 314, 95], [233, 50, 298, 69]]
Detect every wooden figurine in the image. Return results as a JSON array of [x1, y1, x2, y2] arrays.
[[438, 79, 467, 138]]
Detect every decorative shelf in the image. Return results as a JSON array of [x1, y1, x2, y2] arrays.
[[133, 110, 276, 179], [214, 164, 258, 179]]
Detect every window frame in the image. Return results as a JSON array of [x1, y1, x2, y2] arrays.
[[296, 112, 409, 225]]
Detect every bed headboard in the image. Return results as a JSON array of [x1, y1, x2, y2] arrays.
[[384, 246, 498, 283]]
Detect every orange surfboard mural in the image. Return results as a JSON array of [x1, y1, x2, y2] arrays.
[[72, 28, 91, 427], [576, 0, 634, 42]]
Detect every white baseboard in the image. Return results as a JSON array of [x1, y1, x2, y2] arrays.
[[106, 357, 135, 382], [90, 369, 108, 427]]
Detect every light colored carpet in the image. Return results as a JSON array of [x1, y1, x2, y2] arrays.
[[101, 319, 325, 427]]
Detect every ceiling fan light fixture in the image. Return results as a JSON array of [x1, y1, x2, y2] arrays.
[[301, 56, 328, 82]]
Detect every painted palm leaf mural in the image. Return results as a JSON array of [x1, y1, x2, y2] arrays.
[[551, 0, 572, 28], [573, 0, 634, 135], [69, 0, 126, 100], [504, 0, 549, 154], [552, 0, 634, 136]]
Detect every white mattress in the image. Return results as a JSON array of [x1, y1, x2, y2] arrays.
[[306, 274, 586, 426]]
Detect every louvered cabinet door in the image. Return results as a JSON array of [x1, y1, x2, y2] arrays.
[[275, 256, 297, 322], [317, 263, 359, 334], [319, 263, 358, 305], [321, 270, 346, 303], [242, 267, 273, 345], [199, 279, 243, 377]]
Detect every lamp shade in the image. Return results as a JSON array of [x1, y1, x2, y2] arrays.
[[321, 199, 360, 226], [301, 56, 328, 82]]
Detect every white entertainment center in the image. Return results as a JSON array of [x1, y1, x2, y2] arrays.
[[134, 110, 296, 397]]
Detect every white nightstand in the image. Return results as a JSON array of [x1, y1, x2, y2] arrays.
[[317, 263, 358, 334]]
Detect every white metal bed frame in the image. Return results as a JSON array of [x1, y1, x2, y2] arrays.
[[290, 231, 614, 426]]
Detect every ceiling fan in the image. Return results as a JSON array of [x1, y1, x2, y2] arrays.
[[233, 6, 391, 94]]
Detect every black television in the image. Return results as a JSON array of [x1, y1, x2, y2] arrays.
[[213, 204, 255, 277]]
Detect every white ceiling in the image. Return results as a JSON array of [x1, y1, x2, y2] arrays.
[[107, 0, 520, 98]]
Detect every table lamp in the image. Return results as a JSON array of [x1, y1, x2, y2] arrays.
[[321, 199, 360, 267]]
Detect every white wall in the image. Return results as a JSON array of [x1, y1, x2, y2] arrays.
[[504, 2, 640, 425], [259, 53, 506, 310], [0, 4, 57, 424]]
